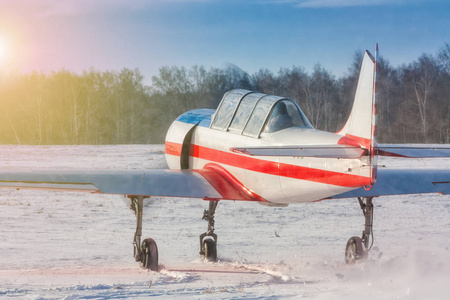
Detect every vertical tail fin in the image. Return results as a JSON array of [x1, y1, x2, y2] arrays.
[[338, 49, 376, 145], [338, 46, 378, 185]]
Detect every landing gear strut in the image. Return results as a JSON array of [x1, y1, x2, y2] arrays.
[[199, 201, 219, 261], [345, 196, 374, 264], [129, 195, 159, 271]]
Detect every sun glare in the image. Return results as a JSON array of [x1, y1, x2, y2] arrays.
[[0, 36, 8, 64]]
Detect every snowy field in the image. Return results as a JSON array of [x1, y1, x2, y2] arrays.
[[0, 145, 449, 299]]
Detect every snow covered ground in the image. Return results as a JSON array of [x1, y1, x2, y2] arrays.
[[0, 145, 449, 299]]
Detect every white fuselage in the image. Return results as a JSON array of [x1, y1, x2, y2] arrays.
[[166, 117, 371, 204]]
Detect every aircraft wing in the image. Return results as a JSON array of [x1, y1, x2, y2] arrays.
[[0, 169, 261, 201], [333, 144, 450, 198], [331, 168, 450, 199]]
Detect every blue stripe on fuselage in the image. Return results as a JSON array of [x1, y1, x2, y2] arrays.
[[176, 109, 215, 128]]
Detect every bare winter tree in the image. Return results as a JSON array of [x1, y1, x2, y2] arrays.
[[400, 54, 440, 142], [0, 43, 449, 144]]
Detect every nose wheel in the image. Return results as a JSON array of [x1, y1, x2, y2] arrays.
[[199, 201, 219, 261], [202, 237, 217, 261]]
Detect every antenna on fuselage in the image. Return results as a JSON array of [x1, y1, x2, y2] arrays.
[[370, 43, 379, 185]]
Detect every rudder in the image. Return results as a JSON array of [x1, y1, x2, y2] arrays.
[[338, 46, 378, 185]]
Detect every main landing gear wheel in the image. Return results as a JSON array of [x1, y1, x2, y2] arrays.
[[140, 238, 159, 271], [345, 236, 367, 264], [199, 201, 219, 262], [129, 195, 159, 271], [345, 197, 374, 264]]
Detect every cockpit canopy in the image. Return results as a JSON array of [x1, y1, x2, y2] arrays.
[[211, 89, 312, 138]]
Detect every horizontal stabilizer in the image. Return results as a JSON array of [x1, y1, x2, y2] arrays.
[[230, 145, 367, 159], [376, 144, 450, 158]]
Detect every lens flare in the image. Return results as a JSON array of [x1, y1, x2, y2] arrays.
[[0, 36, 8, 64]]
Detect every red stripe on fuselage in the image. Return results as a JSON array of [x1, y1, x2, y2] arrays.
[[338, 134, 371, 149], [166, 141, 370, 187], [196, 164, 267, 202], [165, 141, 182, 156]]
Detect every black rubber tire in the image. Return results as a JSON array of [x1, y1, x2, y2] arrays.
[[203, 238, 217, 262], [140, 238, 159, 271], [345, 236, 367, 264]]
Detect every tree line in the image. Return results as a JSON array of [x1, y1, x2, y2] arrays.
[[0, 44, 449, 145]]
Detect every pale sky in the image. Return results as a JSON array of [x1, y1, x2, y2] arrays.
[[1, 0, 449, 83]]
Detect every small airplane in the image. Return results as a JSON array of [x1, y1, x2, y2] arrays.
[[1, 45, 449, 271]]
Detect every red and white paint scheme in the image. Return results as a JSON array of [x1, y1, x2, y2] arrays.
[[1, 46, 449, 270], [165, 50, 377, 205]]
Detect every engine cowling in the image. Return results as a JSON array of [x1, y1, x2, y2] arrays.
[[165, 109, 214, 169]]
